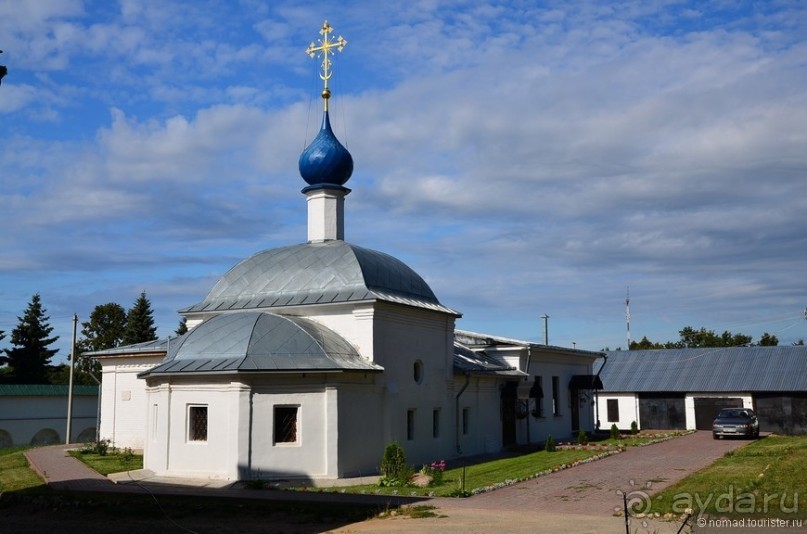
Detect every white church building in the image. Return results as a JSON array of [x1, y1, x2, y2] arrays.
[[88, 22, 602, 482]]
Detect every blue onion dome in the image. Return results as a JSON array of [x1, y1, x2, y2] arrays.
[[299, 110, 353, 192]]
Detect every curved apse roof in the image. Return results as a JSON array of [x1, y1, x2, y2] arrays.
[[180, 241, 459, 316], [140, 312, 382, 377]]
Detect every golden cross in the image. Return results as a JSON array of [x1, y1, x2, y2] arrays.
[[306, 20, 347, 109]]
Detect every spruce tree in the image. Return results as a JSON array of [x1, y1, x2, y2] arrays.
[[5, 294, 59, 384], [123, 292, 158, 345], [175, 317, 188, 336]]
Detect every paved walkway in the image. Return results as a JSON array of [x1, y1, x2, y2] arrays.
[[22, 432, 753, 533]]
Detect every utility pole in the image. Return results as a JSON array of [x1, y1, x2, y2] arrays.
[[541, 314, 549, 345], [66, 314, 77, 444]]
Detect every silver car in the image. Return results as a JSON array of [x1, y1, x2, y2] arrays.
[[712, 408, 760, 439]]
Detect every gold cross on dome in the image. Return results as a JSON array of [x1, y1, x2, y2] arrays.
[[306, 20, 347, 108]]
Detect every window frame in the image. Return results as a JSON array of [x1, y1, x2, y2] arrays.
[[607, 399, 620, 423], [274, 405, 300, 445], [187, 405, 208, 443]]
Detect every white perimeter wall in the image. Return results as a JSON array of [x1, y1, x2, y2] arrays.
[[0, 395, 97, 446]]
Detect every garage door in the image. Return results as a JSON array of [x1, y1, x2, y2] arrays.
[[694, 397, 743, 430], [638, 394, 685, 430]]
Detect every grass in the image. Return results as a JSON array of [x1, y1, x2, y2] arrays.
[[648, 435, 806, 519], [0, 447, 45, 492], [69, 449, 143, 475]]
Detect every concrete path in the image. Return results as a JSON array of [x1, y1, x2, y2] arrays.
[[22, 432, 754, 533]]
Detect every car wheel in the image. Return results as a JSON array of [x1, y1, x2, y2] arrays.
[[713, 433, 719, 440]]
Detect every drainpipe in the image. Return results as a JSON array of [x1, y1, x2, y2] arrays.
[[594, 353, 608, 431], [455, 372, 471, 454], [524, 345, 532, 444]]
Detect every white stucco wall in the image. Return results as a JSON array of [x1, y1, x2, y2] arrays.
[[595, 393, 639, 431], [145, 379, 246, 480], [457, 377, 502, 456], [97, 354, 163, 450]]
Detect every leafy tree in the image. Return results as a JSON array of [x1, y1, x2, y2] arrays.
[[5, 294, 59, 384], [756, 332, 779, 346], [678, 326, 751, 348], [123, 292, 157, 345], [81, 303, 127, 351], [175, 317, 188, 336]]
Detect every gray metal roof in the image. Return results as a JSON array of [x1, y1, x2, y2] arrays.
[[456, 329, 604, 360], [139, 312, 382, 377], [453, 342, 525, 377], [596, 346, 807, 392], [180, 241, 459, 316], [84, 338, 169, 357]]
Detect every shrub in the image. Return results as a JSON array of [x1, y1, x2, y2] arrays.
[[610, 424, 620, 440], [422, 459, 446, 486], [630, 421, 639, 435], [545, 434, 556, 452], [577, 429, 588, 445], [379, 442, 411, 487], [80, 439, 111, 456]]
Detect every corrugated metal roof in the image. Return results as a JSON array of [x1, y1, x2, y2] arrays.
[[0, 385, 98, 396], [180, 241, 460, 316], [596, 346, 807, 392], [140, 312, 382, 377]]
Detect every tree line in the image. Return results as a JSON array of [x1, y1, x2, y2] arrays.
[[0, 292, 173, 385], [626, 325, 804, 350]]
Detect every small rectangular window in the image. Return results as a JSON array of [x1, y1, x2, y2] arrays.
[[552, 376, 561, 416], [534, 376, 544, 417], [407, 409, 415, 441], [462, 407, 469, 435], [432, 409, 440, 438], [188, 405, 208, 442], [274, 406, 298, 444], [607, 399, 620, 423]]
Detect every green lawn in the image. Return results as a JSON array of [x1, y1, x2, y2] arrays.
[[649, 435, 806, 520], [69, 449, 143, 475], [0, 447, 45, 492]]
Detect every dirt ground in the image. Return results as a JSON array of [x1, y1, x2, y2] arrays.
[[0, 493, 688, 534]]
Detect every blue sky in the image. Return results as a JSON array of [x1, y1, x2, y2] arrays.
[[2, 0, 806, 362]]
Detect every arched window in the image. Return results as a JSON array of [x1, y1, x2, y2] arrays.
[[413, 360, 424, 384]]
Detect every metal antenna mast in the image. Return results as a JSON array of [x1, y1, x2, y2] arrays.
[[626, 286, 631, 350]]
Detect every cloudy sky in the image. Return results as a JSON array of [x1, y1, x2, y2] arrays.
[[2, 0, 806, 361]]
